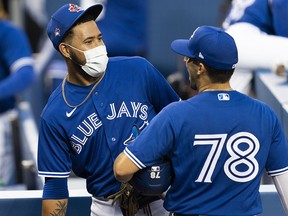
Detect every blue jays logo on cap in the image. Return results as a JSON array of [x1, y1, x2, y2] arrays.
[[47, 3, 103, 51], [68, 3, 81, 12], [171, 25, 238, 71], [54, 28, 60, 37]]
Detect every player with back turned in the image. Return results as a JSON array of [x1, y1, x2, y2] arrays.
[[113, 26, 288, 216], [37, 3, 179, 216]]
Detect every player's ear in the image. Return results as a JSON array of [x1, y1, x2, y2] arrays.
[[59, 43, 70, 58], [198, 62, 205, 75]]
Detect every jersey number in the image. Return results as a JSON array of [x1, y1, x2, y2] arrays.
[[150, 171, 160, 179], [193, 132, 259, 183]]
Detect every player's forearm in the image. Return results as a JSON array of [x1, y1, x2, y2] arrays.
[[42, 199, 68, 216], [115, 171, 134, 183], [114, 152, 139, 182], [272, 172, 288, 215]]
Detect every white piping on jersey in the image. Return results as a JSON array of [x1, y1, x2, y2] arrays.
[[124, 147, 146, 169], [38, 171, 70, 178], [139, 120, 149, 130], [267, 166, 288, 176], [38, 171, 70, 175], [10, 57, 34, 73]]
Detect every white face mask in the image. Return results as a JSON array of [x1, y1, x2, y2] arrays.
[[67, 44, 109, 77]]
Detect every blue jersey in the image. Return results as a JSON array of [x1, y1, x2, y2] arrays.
[[125, 91, 288, 215], [0, 20, 35, 112], [37, 56, 179, 197], [223, 0, 288, 36]]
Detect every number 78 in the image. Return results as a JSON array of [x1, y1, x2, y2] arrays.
[[193, 132, 259, 183]]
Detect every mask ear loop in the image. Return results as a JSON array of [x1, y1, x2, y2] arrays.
[[64, 43, 86, 66], [64, 43, 85, 53]]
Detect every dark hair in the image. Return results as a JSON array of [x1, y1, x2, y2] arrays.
[[204, 64, 234, 83], [62, 14, 96, 44], [192, 58, 234, 83]]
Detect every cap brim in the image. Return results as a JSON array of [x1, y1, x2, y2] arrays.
[[83, 4, 103, 21], [171, 39, 195, 58]]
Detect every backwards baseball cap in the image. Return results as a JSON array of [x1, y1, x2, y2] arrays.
[[47, 3, 103, 51], [171, 26, 238, 70]]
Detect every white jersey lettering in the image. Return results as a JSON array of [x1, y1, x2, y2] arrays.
[[194, 132, 260, 183], [88, 113, 102, 129], [71, 112, 103, 147], [107, 101, 148, 120], [107, 103, 117, 120], [139, 105, 148, 120], [131, 102, 142, 118], [117, 102, 131, 118]]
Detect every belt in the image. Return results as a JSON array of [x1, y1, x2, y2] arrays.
[[94, 196, 111, 201], [92, 194, 113, 201], [92, 196, 115, 206]]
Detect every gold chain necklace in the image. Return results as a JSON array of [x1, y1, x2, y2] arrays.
[[62, 74, 104, 108]]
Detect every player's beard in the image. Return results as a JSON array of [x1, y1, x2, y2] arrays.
[[69, 49, 84, 67], [68, 51, 92, 79]]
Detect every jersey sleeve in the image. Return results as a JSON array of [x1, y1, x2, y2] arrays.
[[265, 115, 288, 176], [0, 65, 35, 99], [1, 22, 34, 69], [0, 22, 35, 98], [270, 0, 288, 36], [124, 108, 175, 168], [37, 118, 72, 178]]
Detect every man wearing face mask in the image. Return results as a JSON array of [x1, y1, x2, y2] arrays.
[[37, 3, 180, 216]]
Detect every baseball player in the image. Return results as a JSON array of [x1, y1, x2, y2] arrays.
[[222, 0, 288, 74], [113, 26, 288, 216], [37, 3, 179, 216], [0, 0, 35, 187]]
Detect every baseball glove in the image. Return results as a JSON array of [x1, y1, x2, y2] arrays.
[[107, 182, 161, 216], [108, 124, 169, 215]]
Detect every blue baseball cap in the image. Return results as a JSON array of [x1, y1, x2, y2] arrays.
[[171, 26, 238, 70], [47, 3, 103, 51]]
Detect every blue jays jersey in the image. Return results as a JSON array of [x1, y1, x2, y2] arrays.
[[0, 20, 35, 112], [37, 56, 179, 197], [125, 91, 288, 215], [223, 0, 288, 36]]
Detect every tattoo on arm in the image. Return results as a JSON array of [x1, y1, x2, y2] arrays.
[[50, 200, 67, 216]]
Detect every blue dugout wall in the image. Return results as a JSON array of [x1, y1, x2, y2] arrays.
[[0, 185, 286, 216]]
